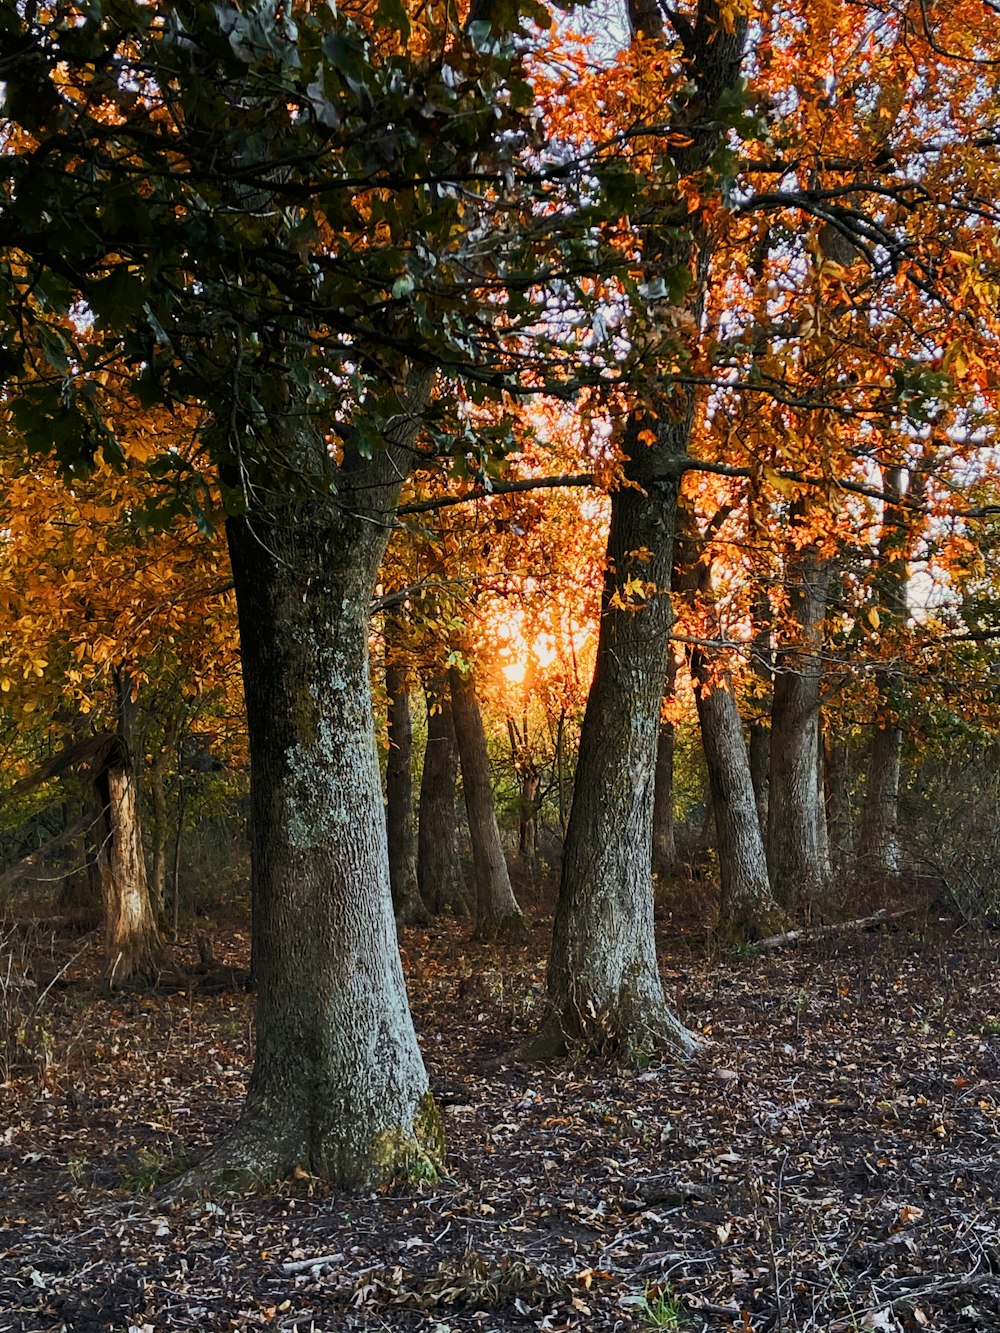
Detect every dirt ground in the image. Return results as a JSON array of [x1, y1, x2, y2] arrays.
[[1, 910, 998, 1333]]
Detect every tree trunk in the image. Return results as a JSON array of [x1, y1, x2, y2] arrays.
[[651, 655, 678, 880], [816, 721, 832, 880], [748, 601, 774, 844], [748, 722, 770, 841], [673, 505, 786, 942], [694, 669, 786, 942], [385, 611, 428, 925], [189, 393, 441, 1191], [538, 412, 696, 1057], [823, 730, 855, 873], [507, 711, 540, 867], [767, 545, 830, 909], [858, 725, 902, 877], [96, 671, 162, 987], [535, 0, 745, 1057], [449, 665, 524, 938], [856, 465, 908, 880], [517, 764, 540, 861], [149, 751, 169, 917], [417, 676, 468, 916]]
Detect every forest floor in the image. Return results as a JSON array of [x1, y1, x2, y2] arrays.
[[1, 904, 999, 1333]]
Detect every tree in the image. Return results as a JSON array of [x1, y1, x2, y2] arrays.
[[674, 503, 786, 941], [417, 675, 468, 917], [767, 534, 831, 908], [384, 609, 428, 925], [0, 0, 550, 1186], [97, 669, 163, 985], [538, 0, 746, 1055], [449, 663, 526, 939]]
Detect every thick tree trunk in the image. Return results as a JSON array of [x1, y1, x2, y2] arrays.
[[385, 612, 428, 925], [97, 672, 162, 987], [188, 397, 441, 1191], [536, 0, 745, 1057], [538, 413, 696, 1056], [857, 724, 902, 877], [767, 546, 830, 909], [417, 676, 468, 916], [449, 666, 524, 938]]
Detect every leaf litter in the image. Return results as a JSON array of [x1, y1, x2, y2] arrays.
[[0, 915, 998, 1332]]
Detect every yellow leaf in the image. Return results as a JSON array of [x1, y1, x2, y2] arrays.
[[867, 607, 880, 630], [762, 464, 796, 499]]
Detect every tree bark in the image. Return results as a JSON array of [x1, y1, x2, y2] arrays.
[[816, 720, 832, 881], [858, 724, 903, 876], [748, 722, 770, 841], [695, 671, 786, 942], [188, 389, 442, 1191], [823, 729, 855, 872], [651, 654, 678, 880], [856, 465, 908, 880], [674, 506, 786, 942], [538, 412, 696, 1056], [748, 604, 773, 842], [149, 750, 169, 917], [385, 610, 428, 925], [97, 670, 162, 987], [449, 665, 524, 938], [417, 675, 468, 916], [767, 544, 830, 909], [507, 709, 540, 867], [535, 0, 745, 1057]]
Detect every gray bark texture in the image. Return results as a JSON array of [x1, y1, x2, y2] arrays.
[[449, 665, 524, 938], [651, 654, 678, 880], [748, 609, 773, 842], [541, 411, 695, 1056], [749, 722, 770, 841], [674, 507, 785, 942], [858, 725, 903, 876], [652, 717, 677, 878], [190, 385, 442, 1191], [696, 673, 786, 942], [767, 544, 830, 909], [816, 722, 832, 880], [538, 0, 746, 1056], [417, 676, 468, 916], [385, 612, 428, 925]]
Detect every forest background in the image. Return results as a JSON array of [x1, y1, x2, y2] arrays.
[[1, 0, 1000, 1328]]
